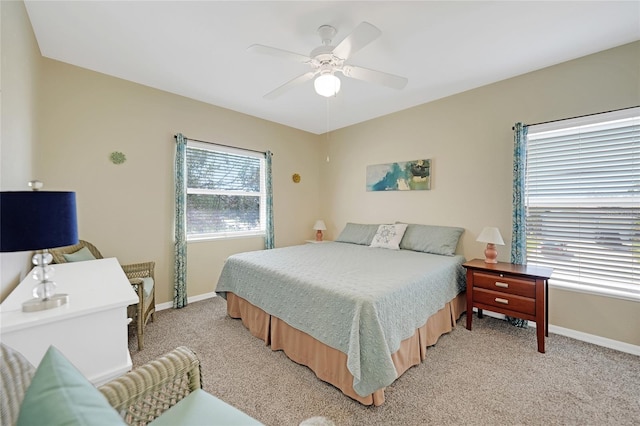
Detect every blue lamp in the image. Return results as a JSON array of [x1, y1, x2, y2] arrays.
[[1, 183, 78, 312]]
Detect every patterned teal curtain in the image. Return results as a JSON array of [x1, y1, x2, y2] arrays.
[[174, 133, 188, 308], [265, 150, 274, 249], [511, 122, 528, 265], [507, 122, 528, 327]]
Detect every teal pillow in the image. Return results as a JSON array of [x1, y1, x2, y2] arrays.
[[17, 346, 125, 426], [335, 223, 380, 245], [63, 246, 97, 262], [398, 223, 465, 256], [142, 277, 154, 298]]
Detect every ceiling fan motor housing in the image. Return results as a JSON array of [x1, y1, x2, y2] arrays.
[[317, 25, 337, 45]]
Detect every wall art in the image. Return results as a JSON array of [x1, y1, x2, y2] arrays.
[[109, 151, 127, 165], [366, 159, 431, 191]]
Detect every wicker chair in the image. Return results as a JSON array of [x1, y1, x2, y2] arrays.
[[1, 344, 260, 426], [98, 346, 202, 424], [0, 343, 35, 425], [50, 240, 155, 351]]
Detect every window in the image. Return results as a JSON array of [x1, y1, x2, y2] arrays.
[[524, 107, 639, 300], [186, 141, 266, 240]]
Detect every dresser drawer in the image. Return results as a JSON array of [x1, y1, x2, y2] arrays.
[[472, 271, 535, 298], [473, 288, 536, 316]]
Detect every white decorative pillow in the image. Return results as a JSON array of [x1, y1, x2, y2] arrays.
[[369, 224, 408, 250]]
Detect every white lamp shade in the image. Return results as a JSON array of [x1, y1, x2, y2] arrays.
[[314, 74, 341, 97], [313, 220, 327, 231], [476, 227, 505, 245]]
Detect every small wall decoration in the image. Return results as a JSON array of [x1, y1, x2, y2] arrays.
[[292, 173, 301, 183], [366, 159, 431, 191], [109, 151, 127, 165]]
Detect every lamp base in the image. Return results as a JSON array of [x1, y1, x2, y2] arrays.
[[22, 293, 69, 312], [316, 230, 323, 242], [484, 243, 499, 264]]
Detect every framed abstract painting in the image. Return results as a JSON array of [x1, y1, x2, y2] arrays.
[[366, 159, 431, 191]]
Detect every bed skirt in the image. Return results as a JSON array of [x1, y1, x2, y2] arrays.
[[225, 291, 466, 406]]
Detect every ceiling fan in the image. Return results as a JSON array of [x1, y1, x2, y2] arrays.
[[248, 22, 408, 99]]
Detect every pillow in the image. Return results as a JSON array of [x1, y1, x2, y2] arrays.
[[398, 223, 464, 256], [335, 223, 380, 245], [63, 246, 97, 262], [17, 346, 125, 426], [369, 224, 408, 250]]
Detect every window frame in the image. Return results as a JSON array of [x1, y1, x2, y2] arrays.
[[185, 140, 267, 242], [523, 107, 640, 302]]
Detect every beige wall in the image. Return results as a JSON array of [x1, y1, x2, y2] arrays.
[[321, 41, 640, 346], [0, 1, 41, 301], [34, 59, 322, 306]]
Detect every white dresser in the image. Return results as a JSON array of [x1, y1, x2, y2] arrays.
[[0, 257, 138, 385]]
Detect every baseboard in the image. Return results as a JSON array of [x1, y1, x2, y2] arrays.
[[473, 308, 640, 356], [548, 324, 640, 356], [155, 292, 217, 312]]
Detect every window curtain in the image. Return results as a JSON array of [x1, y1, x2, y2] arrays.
[[265, 150, 274, 249], [508, 122, 528, 327], [174, 133, 188, 308], [511, 122, 528, 265]]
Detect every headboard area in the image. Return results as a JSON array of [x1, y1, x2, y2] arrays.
[[334, 222, 465, 256]]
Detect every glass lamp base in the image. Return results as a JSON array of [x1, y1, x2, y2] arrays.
[[22, 293, 69, 312]]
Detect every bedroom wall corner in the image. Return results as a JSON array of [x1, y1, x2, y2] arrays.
[[0, 0, 42, 301]]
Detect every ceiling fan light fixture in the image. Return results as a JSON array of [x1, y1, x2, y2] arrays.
[[314, 73, 341, 97]]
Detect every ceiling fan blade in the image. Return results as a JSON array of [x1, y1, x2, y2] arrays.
[[247, 44, 311, 64], [342, 65, 408, 90], [264, 71, 317, 100], [332, 22, 382, 60]]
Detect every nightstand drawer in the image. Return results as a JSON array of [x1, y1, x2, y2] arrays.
[[473, 288, 536, 316], [472, 271, 535, 298]]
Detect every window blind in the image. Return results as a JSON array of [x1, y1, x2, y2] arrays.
[[525, 107, 639, 298], [186, 141, 266, 238]]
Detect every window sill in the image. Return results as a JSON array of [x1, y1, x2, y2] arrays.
[[549, 280, 640, 303], [187, 232, 265, 243]]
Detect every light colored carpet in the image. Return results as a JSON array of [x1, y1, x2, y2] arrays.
[[130, 297, 639, 426]]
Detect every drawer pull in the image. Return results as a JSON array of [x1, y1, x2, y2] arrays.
[[495, 297, 509, 305], [495, 282, 509, 288]]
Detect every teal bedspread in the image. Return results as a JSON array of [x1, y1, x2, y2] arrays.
[[216, 242, 466, 397]]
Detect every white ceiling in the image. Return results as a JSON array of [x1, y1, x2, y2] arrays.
[[24, 1, 640, 135]]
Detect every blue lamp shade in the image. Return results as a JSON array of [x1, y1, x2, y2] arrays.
[[0, 191, 78, 252]]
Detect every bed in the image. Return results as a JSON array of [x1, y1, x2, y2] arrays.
[[215, 223, 466, 406]]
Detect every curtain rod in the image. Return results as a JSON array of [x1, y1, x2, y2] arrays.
[[174, 134, 271, 156], [513, 105, 639, 130]]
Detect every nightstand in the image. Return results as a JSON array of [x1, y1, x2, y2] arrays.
[[463, 259, 553, 353], [305, 240, 331, 244]]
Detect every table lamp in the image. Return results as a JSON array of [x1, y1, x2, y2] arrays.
[[313, 220, 327, 242], [1, 185, 78, 312], [476, 226, 504, 264]]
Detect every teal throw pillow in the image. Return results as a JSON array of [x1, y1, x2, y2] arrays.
[[335, 223, 380, 245], [398, 223, 465, 256], [17, 346, 125, 426], [63, 246, 97, 262]]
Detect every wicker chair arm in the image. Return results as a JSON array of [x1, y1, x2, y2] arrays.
[[128, 279, 144, 306], [121, 262, 155, 280], [128, 278, 143, 288], [98, 346, 202, 424]]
